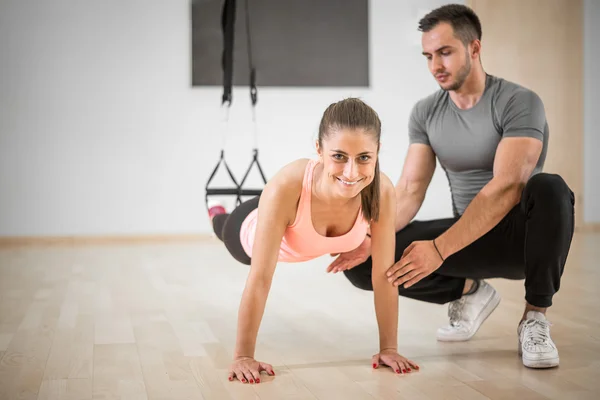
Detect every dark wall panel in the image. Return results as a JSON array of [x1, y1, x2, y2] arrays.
[[191, 0, 370, 87]]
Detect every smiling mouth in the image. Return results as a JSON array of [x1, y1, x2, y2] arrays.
[[337, 177, 362, 186]]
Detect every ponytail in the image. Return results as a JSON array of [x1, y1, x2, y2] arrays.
[[361, 159, 380, 222]]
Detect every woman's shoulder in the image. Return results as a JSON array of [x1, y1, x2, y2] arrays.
[[378, 170, 395, 197], [369, 171, 396, 224], [261, 158, 312, 206], [269, 158, 311, 187]]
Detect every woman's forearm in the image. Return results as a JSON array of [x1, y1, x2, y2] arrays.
[[372, 270, 399, 351], [233, 278, 271, 359], [372, 177, 401, 352]]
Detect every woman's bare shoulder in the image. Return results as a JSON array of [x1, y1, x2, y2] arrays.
[[267, 158, 310, 190], [259, 158, 312, 213], [378, 171, 395, 197]]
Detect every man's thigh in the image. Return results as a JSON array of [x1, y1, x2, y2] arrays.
[[394, 217, 458, 261], [345, 217, 459, 290], [436, 205, 526, 280]]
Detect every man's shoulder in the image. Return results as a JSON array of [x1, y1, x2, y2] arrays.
[[412, 88, 448, 120], [415, 88, 448, 109], [486, 75, 547, 136], [487, 74, 544, 108]]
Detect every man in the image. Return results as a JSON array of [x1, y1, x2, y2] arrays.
[[328, 4, 575, 369]]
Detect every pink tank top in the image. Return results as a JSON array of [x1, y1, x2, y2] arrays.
[[239, 159, 370, 263]]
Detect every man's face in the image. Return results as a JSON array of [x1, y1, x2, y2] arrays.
[[421, 22, 472, 91]]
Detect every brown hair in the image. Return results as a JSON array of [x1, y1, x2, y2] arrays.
[[418, 4, 482, 47], [318, 98, 381, 222]]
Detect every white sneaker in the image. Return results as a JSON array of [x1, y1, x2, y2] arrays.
[[518, 311, 559, 368], [436, 280, 501, 341]]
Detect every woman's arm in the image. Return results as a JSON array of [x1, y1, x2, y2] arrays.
[[368, 173, 420, 373], [233, 161, 304, 361], [369, 173, 399, 352]]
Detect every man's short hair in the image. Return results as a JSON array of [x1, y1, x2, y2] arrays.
[[418, 4, 482, 46]]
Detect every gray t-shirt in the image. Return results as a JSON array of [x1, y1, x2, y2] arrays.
[[409, 74, 548, 216]]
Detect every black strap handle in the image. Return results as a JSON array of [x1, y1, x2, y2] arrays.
[[205, 149, 267, 209], [244, 0, 257, 106], [239, 149, 267, 188], [221, 0, 236, 106]]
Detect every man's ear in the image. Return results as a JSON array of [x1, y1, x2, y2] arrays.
[[470, 39, 481, 60]]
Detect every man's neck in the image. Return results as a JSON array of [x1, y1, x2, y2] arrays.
[[449, 64, 487, 110]]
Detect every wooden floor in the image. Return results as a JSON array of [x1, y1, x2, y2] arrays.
[[0, 232, 599, 400]]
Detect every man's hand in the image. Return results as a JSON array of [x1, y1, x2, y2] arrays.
[[326, 237, 371, 273], [386, 240, 443, 288]]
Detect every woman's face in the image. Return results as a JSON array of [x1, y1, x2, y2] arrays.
[[317, 128, 379, 199]]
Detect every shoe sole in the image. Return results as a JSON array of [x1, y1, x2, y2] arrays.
[[522, 355, 560, 368], [436, 290, 501, 342]]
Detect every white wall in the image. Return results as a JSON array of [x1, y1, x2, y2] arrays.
[[0, 0, 456, 237], [584, 0, 599, 224]]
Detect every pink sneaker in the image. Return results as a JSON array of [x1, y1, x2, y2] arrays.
[[208, 201, 226, 221]]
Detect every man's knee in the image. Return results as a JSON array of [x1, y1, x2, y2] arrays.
[[523, 173, 574, 207]]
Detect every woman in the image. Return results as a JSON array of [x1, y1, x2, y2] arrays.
[[210, 98, 419, 384]]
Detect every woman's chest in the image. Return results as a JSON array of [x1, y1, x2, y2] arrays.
[[310, 201, 360, 238]]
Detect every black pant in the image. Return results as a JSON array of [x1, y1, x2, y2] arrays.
[[212, 196, 260, 265], [344, 173, 575, 308]]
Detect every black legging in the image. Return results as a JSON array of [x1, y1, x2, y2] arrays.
[[344, 173, 575, 308], [212, 196, 260, 265]]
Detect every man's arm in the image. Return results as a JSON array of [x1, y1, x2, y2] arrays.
[[434, 136, 542, 259], [434, 89, 546, 259], [394, 143, 437, 232]]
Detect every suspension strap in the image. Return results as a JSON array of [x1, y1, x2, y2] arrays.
[[205, 0, 266, 210], [239, 149, 267, 189], [221, 0, 236, 106], [244, 0, 257, 107], [241, 0, 266, 187]]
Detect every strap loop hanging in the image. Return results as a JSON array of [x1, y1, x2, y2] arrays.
[[220, 0, 236, 106], [205, 0, 267, 211]]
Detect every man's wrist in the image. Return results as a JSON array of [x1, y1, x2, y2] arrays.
[[432, 238, 445, 261], [434, 235, 450, 260]]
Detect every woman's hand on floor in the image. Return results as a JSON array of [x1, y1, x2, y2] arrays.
[[228, 357, 275, 383], [372, 349, 419, 374]]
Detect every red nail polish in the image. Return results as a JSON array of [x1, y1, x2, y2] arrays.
[[256, 378, 260, 383], [415, 365, 419, 370], [407, 368, 411, 372], [396, 369, 400, 373], [242, 379, 246, 383], [228, 377, 233, 381], [250, 379, 254, 383], [373, 363, 377, 368], [402, 369, 407, 373]]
